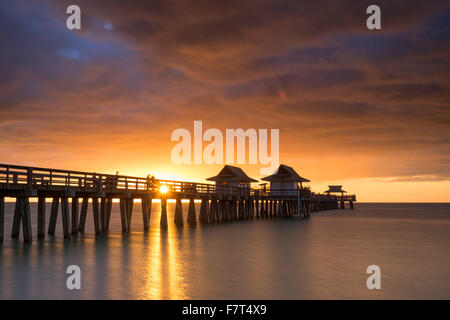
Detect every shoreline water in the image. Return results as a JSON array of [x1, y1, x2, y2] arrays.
[[0, 203, 449, 300]]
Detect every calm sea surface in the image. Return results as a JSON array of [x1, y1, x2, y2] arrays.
[[0, 202, 449, 299]]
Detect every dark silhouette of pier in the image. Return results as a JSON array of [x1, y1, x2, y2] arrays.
[[0, 164, 356, 243]]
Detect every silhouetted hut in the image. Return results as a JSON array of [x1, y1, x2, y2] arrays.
[[206, 165, 257, 196], [261, 164, 310, 196], [324, 185, 347, 196]]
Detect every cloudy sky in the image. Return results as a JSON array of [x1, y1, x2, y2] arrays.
[[1, 0, 449, 201]]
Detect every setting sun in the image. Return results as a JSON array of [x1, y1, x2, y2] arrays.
[[159, 185, 169, 194]]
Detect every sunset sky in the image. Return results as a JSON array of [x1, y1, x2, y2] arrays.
[[1, 0, 449, 202]]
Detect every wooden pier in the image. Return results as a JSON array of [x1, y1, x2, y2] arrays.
[[0, 164, 356, 243]]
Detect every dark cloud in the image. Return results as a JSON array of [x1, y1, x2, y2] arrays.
[[367, 83, 442, 100]]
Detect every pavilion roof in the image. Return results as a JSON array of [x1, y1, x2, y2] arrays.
[[324, 185, 347, 193], [261, 164, 310, 182], [206, 165, 258, 183]]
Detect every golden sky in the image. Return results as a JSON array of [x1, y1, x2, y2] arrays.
[[1, 0, 449, 202]]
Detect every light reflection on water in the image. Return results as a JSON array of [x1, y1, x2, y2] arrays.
[[0, 202, 449, 299]]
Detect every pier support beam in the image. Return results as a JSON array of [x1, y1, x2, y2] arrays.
[[187, 198, 196, 225], [106, 197, 113, 232], [61, 197, 71, 239], [100, 198, 107, 233], [127, 198, 133, 232], [92, 198, 101, 235], [350, 201, 354, 209], [20, 197, 32, 243], [120, 198, 128, 233], [11, 197, 32, 242], [78, 197, 88, 233], [11, 199, 21, 238], [340, 200, 345, 209], [250, 200, 255, 219], [269, 200, 273, 217], [71, 198, 79, 236], [238, 200, 244, 219], [265, 200, 269, 218], [255, 199, 260, 219], [37, 197, 46, 239], [210, 199, 218, 223], [48, 197, 59, 235], [174, 198, 184, 226], [260, 200, 265, 218], [0, 196, 3, 242], [245, 200, 250, 219], [199, 199, 208, 223], [219, 200, 225, 222], [230, 201, 236, 220], [160, 196, 168, 229], [141, 196, 152, 232]]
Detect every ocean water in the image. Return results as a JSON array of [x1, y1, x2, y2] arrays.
[[0, 202, 449, 299]]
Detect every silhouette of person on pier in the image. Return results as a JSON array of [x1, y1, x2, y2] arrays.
[[93, 173, 102, 192], [114, 171, 119, 190], [146, 174, 156, 190]]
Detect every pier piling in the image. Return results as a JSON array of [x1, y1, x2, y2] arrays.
[[141, 196, 151, 232], [11, 199, 21, 238], [187, 198, 196, 225], [20, 197, 32, 243], [48, 197, 59, 235], [71, 198, 79, 236], [120, 198, 128, 233], [199, 199, 208, 223], [106, 198, 113, 232], [160, 196, 168, 229], [61, 197, 71, 239], [0, 196, 4, 242], [92, 198, 101, 235], [126, 198, 133, 232], [174, 198, 184, 226], [78, 197, 88, 233], [37, 197, 45, 238]]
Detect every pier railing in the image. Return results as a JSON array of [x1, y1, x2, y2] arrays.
[[0, 164, 254, 198], [311, 193, 356, 201]]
